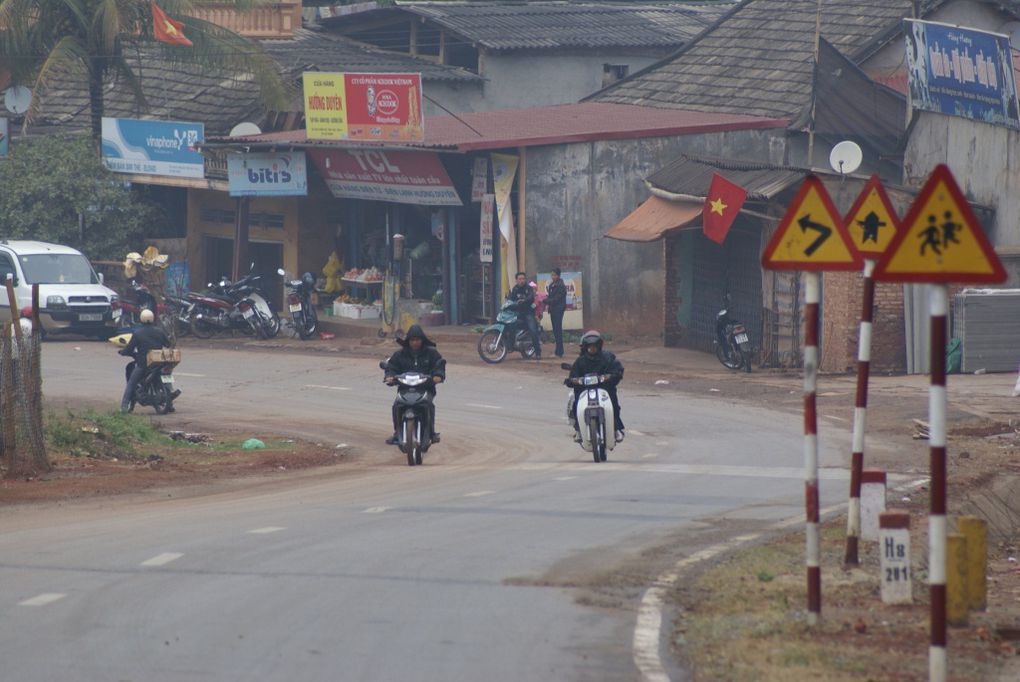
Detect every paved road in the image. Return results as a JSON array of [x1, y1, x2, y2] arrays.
[[1, 341, 852, 681]]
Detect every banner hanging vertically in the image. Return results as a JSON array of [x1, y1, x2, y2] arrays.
[[491, 153, 519, 296]]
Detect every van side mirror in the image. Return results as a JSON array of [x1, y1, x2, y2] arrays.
[[98, 272, 105, 285]]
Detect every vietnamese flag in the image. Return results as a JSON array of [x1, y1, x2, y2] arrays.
[[702, 172, 747, 244], [152, 2, 193, 47]]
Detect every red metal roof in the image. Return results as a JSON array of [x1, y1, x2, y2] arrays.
[[221, 103, 788, 152]]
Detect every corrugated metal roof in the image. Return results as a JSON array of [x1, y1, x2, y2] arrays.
[[213, 102, 787, 151], [605, 195, 702, 242], [323, 1, 737, 51], [646, 155, 806, 200]]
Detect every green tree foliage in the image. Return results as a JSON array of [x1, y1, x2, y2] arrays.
[[0, 135, 163, 259]]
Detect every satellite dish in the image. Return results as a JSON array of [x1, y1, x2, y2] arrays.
[[829, 140, 863, 175], [3, 86, 32, 115], [229, 122, 262, 138]]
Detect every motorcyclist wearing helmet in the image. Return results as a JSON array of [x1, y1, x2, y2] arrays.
[[119, 308, 173, 412], [566, 330, 625, 442], [383, 324, 446, 445], [509, 271, 541, 359]]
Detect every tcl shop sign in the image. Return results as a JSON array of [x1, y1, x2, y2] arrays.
[[309, 149, 463, 206]]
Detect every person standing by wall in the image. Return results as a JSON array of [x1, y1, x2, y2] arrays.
[[545, 267, 567, 358]]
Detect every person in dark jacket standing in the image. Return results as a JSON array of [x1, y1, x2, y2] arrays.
[[119, 309, 173, 413], [509, 271, 541, 359], [384, 324, 446, 444], [567, 330, 625, 441], [545, 268, 567, 357]]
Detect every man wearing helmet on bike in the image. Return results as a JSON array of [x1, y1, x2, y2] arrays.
[[119, 308, 174, 413], [567, 330, 625, 442]]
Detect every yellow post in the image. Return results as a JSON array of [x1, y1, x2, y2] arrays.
[[946, 533, 969, 626], [958, 516, 987, 611]]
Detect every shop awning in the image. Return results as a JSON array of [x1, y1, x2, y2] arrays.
[[605, 195, 702, 242], [308, 149, 463, 206]]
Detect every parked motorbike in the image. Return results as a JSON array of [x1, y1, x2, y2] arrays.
[[380, 360, 438, 466], [477, 299, 538, 363], [189, 266, 280, 340], [161, 293, 194, 337], [118, 280, 159, 328], [561, 362, 616, 463], [278, 268, 318, 340], [714, 296, 753, 373], [110, 333, 180, 414]]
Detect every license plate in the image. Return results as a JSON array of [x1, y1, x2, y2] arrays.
[[735, 333, 749, 344], [241, 308, 254, 319], [289, 304, 302, 313], [160, 375, 173, 384], [78, 313, 102, 322]]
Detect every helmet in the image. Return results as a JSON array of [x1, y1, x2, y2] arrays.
[[579, 330, 603, 353], [139, 309, 155, 324], [301, 272, 316, 288]]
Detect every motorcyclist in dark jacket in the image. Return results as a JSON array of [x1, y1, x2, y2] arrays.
[[509, 271, 541, 359], [566, 330, 625, 441], [119, 309, 173, 412], [384, 324, 446, 444]]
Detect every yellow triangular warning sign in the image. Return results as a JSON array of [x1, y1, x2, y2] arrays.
[[874, 165, 1006, 283], [762, 176, 863, 271], [844, 175, 901, 257]]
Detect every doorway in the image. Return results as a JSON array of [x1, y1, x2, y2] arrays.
[[203, 237, 285, 311]]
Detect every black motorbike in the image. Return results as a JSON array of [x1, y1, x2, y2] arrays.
[[477, 299, 538, 363], [190, 266, 280, 340], [119, 351, 179, 415], [380, 361, 438, 467], [714, 296, 753, 373], [278, 269, 318, 340]]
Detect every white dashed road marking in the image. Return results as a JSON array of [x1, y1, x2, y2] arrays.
[[465, 403, 503, 410], [140, 553, 183, 567], [174, 372, 206, 378], [363, 507, 391, 514], [305, 384, 351, 391], [247, 527, 286, 534], [641, 453, 659, 459], [19, 593, 67, 607], [553, 476, 577, 481], [464, 490, 495, 498]]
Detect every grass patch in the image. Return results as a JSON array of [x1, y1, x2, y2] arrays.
[[45, 409, 176, 460]]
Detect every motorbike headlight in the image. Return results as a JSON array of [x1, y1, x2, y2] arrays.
[[46, 295, 67, 309]]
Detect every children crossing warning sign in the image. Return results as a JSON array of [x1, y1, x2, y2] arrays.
[[845, 176, 901, 257], [874, 165, 1006, 283], [762, 175, 863, 271]]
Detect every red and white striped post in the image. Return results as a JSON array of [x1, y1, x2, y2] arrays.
[[929, 284, 949, 682], [804, 271, 822, 625], [845, 258, 876, 565]]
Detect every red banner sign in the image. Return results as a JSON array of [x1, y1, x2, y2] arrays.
[[344, 73, 424, 143], [308, 149, 462, 206]]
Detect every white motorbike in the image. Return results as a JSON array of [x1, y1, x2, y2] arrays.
[[562, 363, 617, 463]]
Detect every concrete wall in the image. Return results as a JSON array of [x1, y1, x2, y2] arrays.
[[522, 129, 788, 337], [904, 112, 1020, 284], [424, 81, 487, 116]]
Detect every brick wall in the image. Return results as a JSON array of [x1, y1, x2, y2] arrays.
[[821, 271, 906, 373]]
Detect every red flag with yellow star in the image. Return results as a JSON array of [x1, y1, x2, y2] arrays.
[[702, 172, 747, 245], [152, 2, 193, 47]]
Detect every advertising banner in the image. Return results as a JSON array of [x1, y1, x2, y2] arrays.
[[100, 117, 204, 178], [491, 154, 519, 296], [471, 157, 488, 202], [0, 118, 8, 158], [308, 149, 462, 206], [537, 271, 584, 330], [904, 19, 1020, 128], [479, 193, 495, 263], [302, 72, 424, 142], [227, 151, 308, 197], [303, 72, 348, 141]]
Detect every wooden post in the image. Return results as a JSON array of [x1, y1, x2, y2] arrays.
[[846, 258, 877, 564], [804, 271, 822, 626], [928, 284, 949, 682], [0, 321, 12, 462], [5, 274, 21, 343], [517, 147, 526, 273]]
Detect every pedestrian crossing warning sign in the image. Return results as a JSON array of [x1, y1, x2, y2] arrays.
[[845, 175, 900, 257], [874, 165, 1006, 283], [762, 175, 863, 271]]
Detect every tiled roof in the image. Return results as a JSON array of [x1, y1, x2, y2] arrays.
[[212, 102, 787, 151], [262, 28, 481, 83], [324, 1, 737, 51], [646, 154, 806, 200], [594, 0, 917, 119]]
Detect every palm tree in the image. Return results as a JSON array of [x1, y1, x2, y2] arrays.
[[0, 0, 287, 146]]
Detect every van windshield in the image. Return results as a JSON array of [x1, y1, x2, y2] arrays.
[[18, 254, 98, 285]]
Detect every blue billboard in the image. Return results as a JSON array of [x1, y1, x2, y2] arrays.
[[100, 117, 205, 178], [904, 20, 1020, 129], [227, 151, 308, 197]]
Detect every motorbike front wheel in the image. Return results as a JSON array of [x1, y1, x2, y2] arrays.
[[190, 314, 218, 339], [262, 312, 281, 339], [477, 331, 508, 364], [715, 342, 744, 370], [589, 418, 605, 463], [405, 417, 420, 466]]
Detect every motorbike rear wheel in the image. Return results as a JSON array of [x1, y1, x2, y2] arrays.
[[478, 331, 507, 364], [715, 342, 744, 370], [190, 313, 217, 339], [150, 381, 171, 414], [262, 312, 281, 339]]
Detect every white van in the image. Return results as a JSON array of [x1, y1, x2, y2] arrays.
[[0, 241, 121, 337]]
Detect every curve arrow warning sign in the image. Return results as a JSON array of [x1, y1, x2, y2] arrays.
[[762, 175, 863, 271], [874, 165, 1006, 283]]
